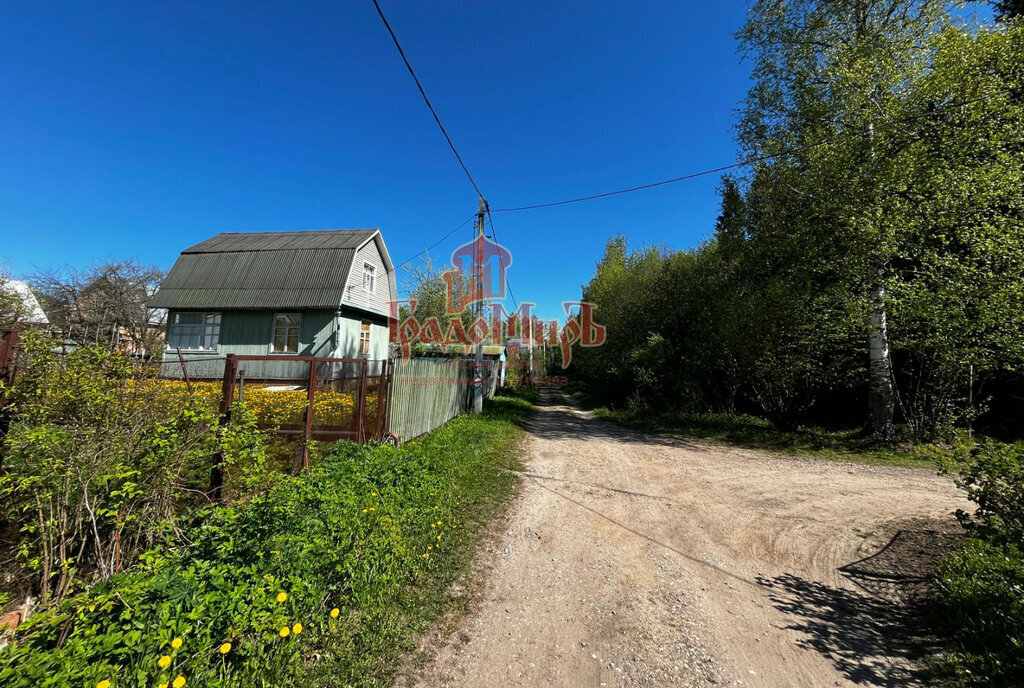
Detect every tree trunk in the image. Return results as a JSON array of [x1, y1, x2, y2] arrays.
[[867, 266, 895, 440]]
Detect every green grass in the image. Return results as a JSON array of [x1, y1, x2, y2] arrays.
[[934, 538, 1024, 687], [0, 394, 532, 688], [574, 392, 939, 468]]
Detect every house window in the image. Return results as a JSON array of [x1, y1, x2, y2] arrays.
[[167, 312, 221, 351], [363, 262, 376, 293], [272, 313, 301, 353], [359, 321, 371, 356]]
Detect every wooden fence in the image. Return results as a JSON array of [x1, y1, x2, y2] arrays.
[[388, 357, 500, 443]]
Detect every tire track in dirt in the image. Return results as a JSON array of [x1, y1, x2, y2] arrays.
[[399, 392, 967, 687]]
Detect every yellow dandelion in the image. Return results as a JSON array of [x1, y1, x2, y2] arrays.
[[437, 521, 442, 525], [362, 508, 368, 514], [96, 681, 111, 688], [279, 626, 290, 637], [219, 642, 232, 655], [292, 622, 303, 635], [431, 523, 436, 528], [158, 655, 172, 669], [421, 553, 428, 558], [369, 507, 376, 512], [330, 608, 340, 618], [173, 677, 186, 688], [276, 592, 287, 603], [437, 535, 442, 541], [171, 636, 183, 650], [434, 506, 439, 510], [159, 683, 168, 688], [371, 492, 377, 496], [427, 545, 433, 550]]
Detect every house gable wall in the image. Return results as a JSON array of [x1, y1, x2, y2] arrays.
[[342, 239, 392, 316]]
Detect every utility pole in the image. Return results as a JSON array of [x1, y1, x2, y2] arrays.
[[473, 196, 486, 413]]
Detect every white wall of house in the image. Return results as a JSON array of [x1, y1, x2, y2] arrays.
[[343, 239, 392, 316]]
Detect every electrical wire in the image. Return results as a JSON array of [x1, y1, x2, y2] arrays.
[[370, 0, 485, 200], [485, 210, 518, 311], [491, 87, 1017, 213], [490, 159, 766, 213], [394, 214, 476, 270]]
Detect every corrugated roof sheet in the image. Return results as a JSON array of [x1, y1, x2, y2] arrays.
[[149, 229, 381, 310]]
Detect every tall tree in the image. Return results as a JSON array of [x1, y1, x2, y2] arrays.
[[737, 0, 948, 439]]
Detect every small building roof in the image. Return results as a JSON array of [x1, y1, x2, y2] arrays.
[[149, 229, 389, 311], [2, 279, 49, 326]]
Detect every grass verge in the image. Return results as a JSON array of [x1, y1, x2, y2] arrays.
[[0, 394, 532, 688], [574, 393, 938, 468]]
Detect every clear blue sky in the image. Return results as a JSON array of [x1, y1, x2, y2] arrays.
[[1, 1, 755, 320]]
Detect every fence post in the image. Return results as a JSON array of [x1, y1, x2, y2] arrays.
[[301, 358, 317, 470], [356, 359, 369, 443], [382, 359, 395, 439], [373, 362, 386, 439], [210, 353, 238, 501]]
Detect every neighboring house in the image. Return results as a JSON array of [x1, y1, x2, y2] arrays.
[[1, 279, 50, 328], [149, 229, 396, 380]]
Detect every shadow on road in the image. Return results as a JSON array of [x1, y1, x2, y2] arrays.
[[523, 389, 709, 450], [757, 527, 958, 688]]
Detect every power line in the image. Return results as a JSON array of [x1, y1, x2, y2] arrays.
[[370, 0, 485, 200], [491, 158, 769, 213], [395, 214, 476, 271], [485, 210, 518, 311], [491, 87, 1017, 213]]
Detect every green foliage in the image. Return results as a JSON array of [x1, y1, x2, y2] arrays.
[[575, 17, 1024, 441], [935, 440, 1024, 686], [947, 440, 1024, 544], [0, 332, 274, 604], [0, 396, 529, 688], [936, 538, 1024, 686]]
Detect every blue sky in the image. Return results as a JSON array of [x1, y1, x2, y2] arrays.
[[2, 1, 758, 320]]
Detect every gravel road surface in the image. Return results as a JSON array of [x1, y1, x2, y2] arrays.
[[399, 392, 967, 688]]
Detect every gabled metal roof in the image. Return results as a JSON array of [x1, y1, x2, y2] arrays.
[[149, 229, 382, 310]]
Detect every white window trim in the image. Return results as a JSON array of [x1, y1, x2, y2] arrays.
[[363, 262, 376, 293], [270, 312, 302, 355]]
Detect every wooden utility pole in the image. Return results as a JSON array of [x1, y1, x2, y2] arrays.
[[473, 197, 486, 413]]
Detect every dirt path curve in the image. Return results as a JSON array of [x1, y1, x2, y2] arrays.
[[400, 392, 968, 688]]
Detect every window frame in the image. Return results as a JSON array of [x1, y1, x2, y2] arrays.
[[166, 312, 221, 352], [358, 321, 372, 356], [270, 312, 302, 355], [362, 262, 376, 293]]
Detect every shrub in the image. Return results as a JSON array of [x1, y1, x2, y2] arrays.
[[0, 333, 273, 604], [936, 440, 1024, 686], [0, 396, 529, 687], [947, 440, 1024, 544]]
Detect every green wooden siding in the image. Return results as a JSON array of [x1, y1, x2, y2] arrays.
[[387, 357, 500, 442], [162, 309, 338, 380]]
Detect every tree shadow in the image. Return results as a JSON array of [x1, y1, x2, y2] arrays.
[[522, 389, 710, 450], [757, 528, 959, 687]]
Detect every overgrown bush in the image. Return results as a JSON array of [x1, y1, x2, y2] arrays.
[[948, 440, 1024, 544], [0, 396, 529, 687], [0, 332, 273, 604], [936, 440, 1024, 686]]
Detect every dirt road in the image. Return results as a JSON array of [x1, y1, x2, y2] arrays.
[[400, 393, 968, 687]]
